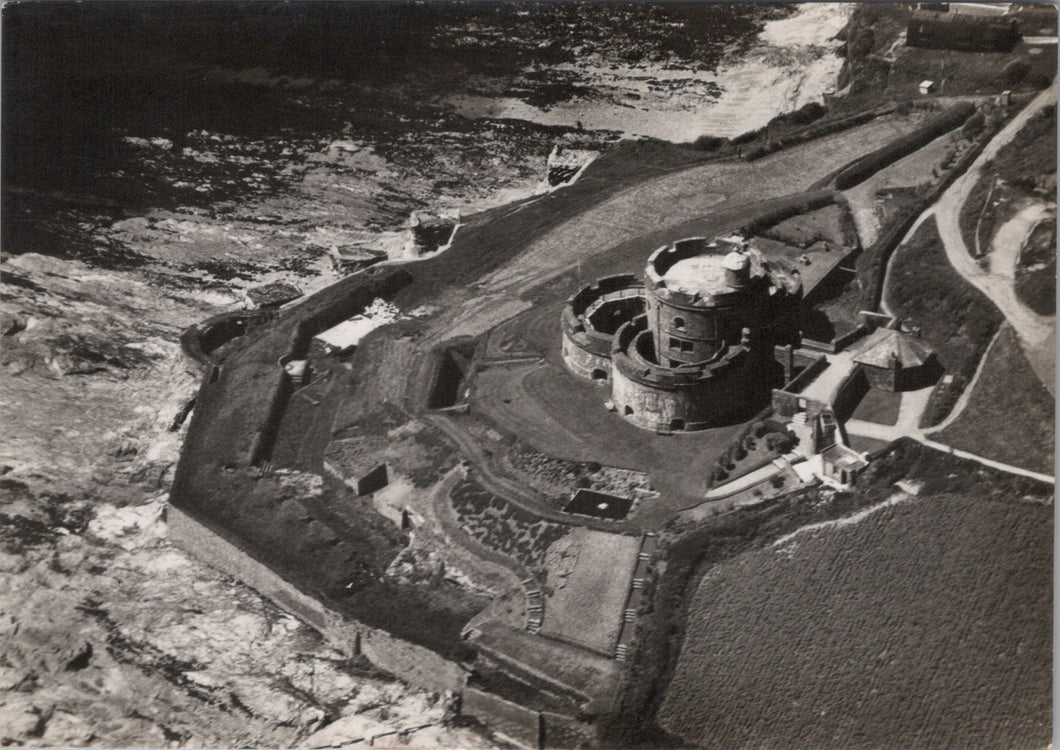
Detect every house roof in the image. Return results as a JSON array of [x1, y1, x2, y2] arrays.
[[852, 328, 935, 369]]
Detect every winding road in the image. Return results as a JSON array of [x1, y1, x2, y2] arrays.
[[845, 88, 1057, 484], [930, 85, 1057, 393]]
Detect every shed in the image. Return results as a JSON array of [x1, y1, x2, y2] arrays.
[[919, 80, 937, 95], [907, 9, 1020, 52], [852, 328, 940, 392], [820, 444, 869, 488]]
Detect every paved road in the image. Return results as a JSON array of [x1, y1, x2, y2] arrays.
[[930, 85, 1057, 392]]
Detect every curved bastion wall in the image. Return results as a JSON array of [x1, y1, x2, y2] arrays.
[[609, 314, 758, 431], [561, 274, 645, 382]]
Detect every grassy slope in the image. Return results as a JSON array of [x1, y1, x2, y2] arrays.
[[602, 439, 1051, 747], [933, 324, 1055, 474], [657, 486, 1051, 750], [886, 216, 1003, 384], [836, 4, 1056, 114], [960, 105, 1056, 243]]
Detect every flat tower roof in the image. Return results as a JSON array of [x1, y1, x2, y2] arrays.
[[661, 255, 730, 296]]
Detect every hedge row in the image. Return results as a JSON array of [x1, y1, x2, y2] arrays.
[[743, 107, 886, 162], [834, 101, 976, 190], [855, 109, 1002, 312], [739, 189, 841, 236]]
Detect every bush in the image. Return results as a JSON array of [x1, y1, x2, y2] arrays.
[[788, 101, 826, 126], [765, 432, 795, 453], [693, 134, 725, 152], [961, 112, 986, 140], [1000, 59, 1029, 88]]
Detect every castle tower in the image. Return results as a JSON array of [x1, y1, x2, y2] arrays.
[[560, 234, 802, 432]]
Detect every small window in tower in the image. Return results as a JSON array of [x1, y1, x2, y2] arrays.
[[674, 316, 686, 331], [680, 340, 694, 353], [669, 337, 681, 350]]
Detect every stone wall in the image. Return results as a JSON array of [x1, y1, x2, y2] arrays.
[[541, 711, 598, 749], [610, 354, 758, 431], [561, 333, 612, 382], [460, 689, 599, 749], [462, 688, 541, 749], [832, 367, 870, 422], [167, 505, 467, 695], [561, 275, 644, 383]]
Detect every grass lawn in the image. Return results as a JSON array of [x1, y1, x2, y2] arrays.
[[602, 439, 1052, 748], [886, 216, 1003, 390], [657, 488, 1052, 750], [847, 434, 893, 455], [850, 387, 902, 426], [932, 325, 1055, 474], [541, 528, 640, 654]]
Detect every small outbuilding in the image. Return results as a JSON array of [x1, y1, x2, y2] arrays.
[[919, 80, 937, 95], [820, 443, 870, 488], [852, 328, 940, 392], [907, 8, 1020, 53]]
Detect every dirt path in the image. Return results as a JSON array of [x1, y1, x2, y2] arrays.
[[930, 325, 1006, 433], [842, 420, 1054, 484], [931, 85, 1057, 392], [989, 202, 1055, 280]]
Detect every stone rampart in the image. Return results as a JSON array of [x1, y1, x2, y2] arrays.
[[561, 275, 644, 382], [179, 309, 276, 367], [541, 711, 598, 749], [167, 505, 467, 695], [462, 688, 542, 749], [610, 353, 757, 431]]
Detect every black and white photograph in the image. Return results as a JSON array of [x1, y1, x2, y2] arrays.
[[1, 2, 1056, 748]]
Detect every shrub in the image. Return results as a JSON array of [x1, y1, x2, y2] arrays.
[[961, 112, 986, 140], [765, 432, 795, 453], [1000, 59, 1029, 88], [787, 101, 826, 126], [693, 134, 725, 152]]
